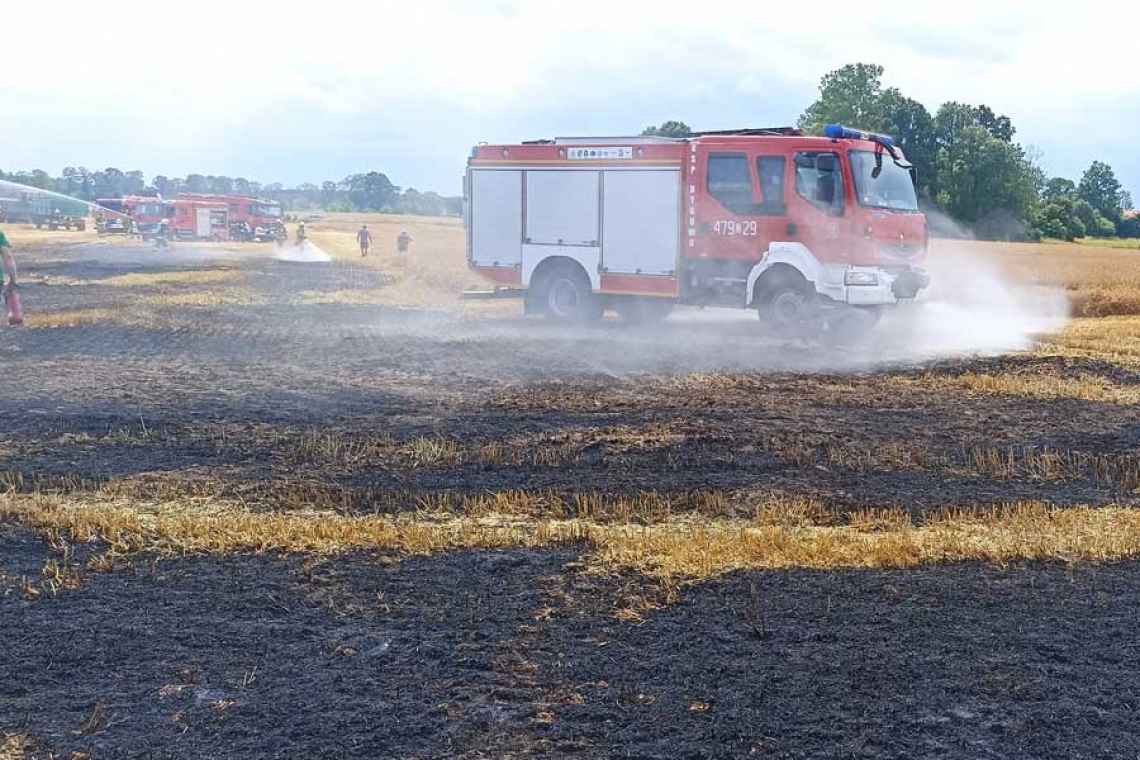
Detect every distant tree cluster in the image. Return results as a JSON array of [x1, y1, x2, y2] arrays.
[[0, 167, 462, 217], [1035, 164, 1132, 240], [654, 62, 1136, 241], [641, 121, 692, 138]]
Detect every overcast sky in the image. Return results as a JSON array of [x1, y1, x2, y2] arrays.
[[4, 1, 1137, 201]]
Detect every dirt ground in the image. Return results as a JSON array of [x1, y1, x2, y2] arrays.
[[4, 221, 1140, 758]]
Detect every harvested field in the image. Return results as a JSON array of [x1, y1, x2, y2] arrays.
[[3, 219, 1140, 758]]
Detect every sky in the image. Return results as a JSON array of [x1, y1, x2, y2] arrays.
[[3, 0, 1138, 201]]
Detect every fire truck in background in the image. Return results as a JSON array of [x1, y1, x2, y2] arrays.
[[170, 197, 229, 240], [177, 193, 285, 242], [464, 124, 928, 338], [96, 196, 172, 236]]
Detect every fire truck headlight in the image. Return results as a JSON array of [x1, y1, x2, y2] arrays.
[[845, 270, 879, 286]]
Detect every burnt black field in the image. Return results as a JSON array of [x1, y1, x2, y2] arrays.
[[3, 239, 1140, 758]]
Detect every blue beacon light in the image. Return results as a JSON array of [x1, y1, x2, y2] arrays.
[[824, 124, 895, 148]]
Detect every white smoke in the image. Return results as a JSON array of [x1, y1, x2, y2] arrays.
[[872, 241, 1070, 361], [274, 240, 332, 263]]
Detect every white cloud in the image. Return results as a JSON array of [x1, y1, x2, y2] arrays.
[[2, 0, 1137, 195]]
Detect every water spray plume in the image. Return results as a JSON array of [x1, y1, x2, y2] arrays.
[[0, 179, 131, 220], [275, 240, 332, 263]]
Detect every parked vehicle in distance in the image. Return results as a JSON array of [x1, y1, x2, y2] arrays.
[[2, 193, 87, 230]]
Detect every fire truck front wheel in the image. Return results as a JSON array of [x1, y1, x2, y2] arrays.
[[532, 263, 602, 324], [756, 273, 818, 335]]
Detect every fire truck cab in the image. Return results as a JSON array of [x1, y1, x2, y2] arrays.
[[465, 125, 928, 334], [96, 196, 169, 235]]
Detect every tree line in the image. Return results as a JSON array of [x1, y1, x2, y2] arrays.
[[0, 167, 463, 217], [645, 63, 1137, 241]]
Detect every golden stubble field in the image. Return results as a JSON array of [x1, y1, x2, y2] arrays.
[[5, 217, 1140, 578], [11, 215, 1140, 322]]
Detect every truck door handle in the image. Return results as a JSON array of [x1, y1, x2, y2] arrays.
[[786, 222, 797, 236]]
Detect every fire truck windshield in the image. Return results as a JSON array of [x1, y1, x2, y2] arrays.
[[134, 203, 163, 216], [849, 151, 918, 212], [252, 204, 282, 218]]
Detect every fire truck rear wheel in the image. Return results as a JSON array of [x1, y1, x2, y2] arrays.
[[535, 264, 602, 324]]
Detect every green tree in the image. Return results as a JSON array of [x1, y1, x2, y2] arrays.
[[1078, 161, 1125, 223], [797, 63, 889, 134], [92, 168, 127, 199], [1072, 198, 1098, 230], [933, 125, 1039, 228], [1037, 195, 1085, 241], [1090, 213, 1116, 237], [1036, 208, 1072, 240], [1068, 215, 1087, 239], [798, 64, 938, 197], [1043, 177, 1077, 202], [184, 174, 209, 193], [975, 105, 1015, 142], [641, 120, 692, 137], [935, 102, 1015, 150], [934, 102, 978, 154], [320, 181, 340, 207], [8, 169, 56, 191], [344, 172, 398, 211], [124, 170, 146, 196], [879, 89, 936, 196], [59, 167, 89, 199], [208, 176, 234, 195]]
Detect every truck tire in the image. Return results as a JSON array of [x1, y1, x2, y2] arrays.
[[533, 263, 602, 324], [756, 274, 818, 337], [615, 297, 673, 326]]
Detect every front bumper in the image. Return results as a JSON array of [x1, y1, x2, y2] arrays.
[[827, 265, 929, 306]]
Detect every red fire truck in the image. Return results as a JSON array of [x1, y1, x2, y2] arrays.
[[176, 193, 284, 241], [96, 196, 172, 236], [171, 197, 229, 240], [465, 125, 928, 336]]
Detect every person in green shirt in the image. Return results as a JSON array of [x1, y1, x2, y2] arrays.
[[0, 229, 17, 290]]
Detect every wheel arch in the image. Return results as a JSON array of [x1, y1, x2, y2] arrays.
[[527, 255, 594, 293], [746, 242, 822, 306]]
